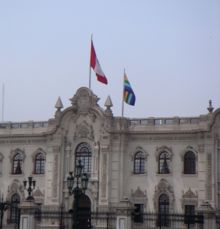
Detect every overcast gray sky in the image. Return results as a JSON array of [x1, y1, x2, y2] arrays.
[[0, 0, 219, 122]]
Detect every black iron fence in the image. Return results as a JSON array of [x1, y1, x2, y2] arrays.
[[34, 210, 117, 229], [34, 209, 204, 229], [216, 215, 220, 229], [131, 212, 203, 229]]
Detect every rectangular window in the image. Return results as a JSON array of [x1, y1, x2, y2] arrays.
[[184, 205, 195, 225], [133, 204, 144, 223]]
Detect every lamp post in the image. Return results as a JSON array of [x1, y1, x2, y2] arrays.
[[23, 176, 36, 201], [67, 159, 89, 229], [0, 195, 10, 229]]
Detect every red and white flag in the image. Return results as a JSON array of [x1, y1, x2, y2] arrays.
[[90, 40, 108, 85]]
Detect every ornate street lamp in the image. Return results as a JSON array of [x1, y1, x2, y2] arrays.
[[67, 160, 89, 229], [0, 195, 10, 229], [23, 176, 36, 201]]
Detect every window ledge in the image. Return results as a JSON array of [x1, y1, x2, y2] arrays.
[[131, 172, 147, 176], [32, 173, 45, 177], [156, 173, 172, 176], [182, 173, 198, 177], [10, 173, 24, 177]]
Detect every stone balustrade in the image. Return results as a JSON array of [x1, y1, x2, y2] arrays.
[[0, 121, 48, 129]]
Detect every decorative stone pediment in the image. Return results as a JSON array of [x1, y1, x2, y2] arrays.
[[7, 179, 25, 200], [132, 187, 146, 198], [155, 179, 173, 194], [33, 188, 44, 197], [70, 87, 100, 114], [131, 187, 147, 205], [33, 187, 44, 204], [183, 188, 197, 199], [74, 121, 94, 140], [181, 188, 198, 209]]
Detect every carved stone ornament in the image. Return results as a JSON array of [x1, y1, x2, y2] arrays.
[[183, 188, 197, 199], [7, 179, 25, 201], [154, 179, 175, 212], [87, 180, 98, 201], [9, 148, 26, 162], [70, 87, 100, 114], [31, 148, 46, 162], [155, 146, 173, 161], [33, 187, 44, 204], [198, 144, 205, 153], [131, 187, 147, 205], [198, 200, 214, 212], [181, 188, 198, 209], [180, 146, 198, 161], [74, 121, 94, 140], [89, 113, 97, 123], [130, 146, 148, 161]]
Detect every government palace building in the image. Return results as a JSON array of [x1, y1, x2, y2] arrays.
[[0, 86, 219, 229]]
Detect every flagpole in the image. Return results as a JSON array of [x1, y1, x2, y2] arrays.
[[119, 70, 124, 201], [2, 83, 5, 122], [121, 69, 125, 118], [89, 34, 93, 90]]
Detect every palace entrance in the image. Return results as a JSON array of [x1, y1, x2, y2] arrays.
[[77, 194, 91, 229]]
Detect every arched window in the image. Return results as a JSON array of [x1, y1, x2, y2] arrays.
[[184, 151, 196, 174], [12, 152, 23, 174], [134, 151, 145, 174], [34, 152, 45, 174], [158, 194, 169, 226], [159, 152, 170, 174], [9, 193, 20, 223], [75, 143, 92, 173]]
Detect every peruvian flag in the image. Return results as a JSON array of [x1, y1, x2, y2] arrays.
[[90, 40, 108, 85]]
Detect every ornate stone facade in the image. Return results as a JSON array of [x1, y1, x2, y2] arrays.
[[0, 87, 220, 227]]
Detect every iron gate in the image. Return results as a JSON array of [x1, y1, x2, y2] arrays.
[[34, 209, 204, 229]]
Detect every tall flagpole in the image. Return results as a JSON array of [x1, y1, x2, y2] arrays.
[[89, 34, 93, 90], [121, 69, 125, 118], [2, 83, 5, 122], [119, 69, 125, 201]]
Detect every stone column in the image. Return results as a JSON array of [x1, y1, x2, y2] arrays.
[[197, 201, 216, 229], [64, 144, 71, 177], [116, 199, 132, 229], [19, 200, 39, 229]]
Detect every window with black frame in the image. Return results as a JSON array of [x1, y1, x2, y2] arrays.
[[158, 152, 170, 174], [75, 142, 92, 174], [134, 151, 145, 174], [34, 152, 45, 174], [184, 151, 196, 174], [12, 152, 23, 174], [133, 204, 144, 223], [158, 194, 169, 227], [9, 193, 20, 224], [184, 205, 195, 225]]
